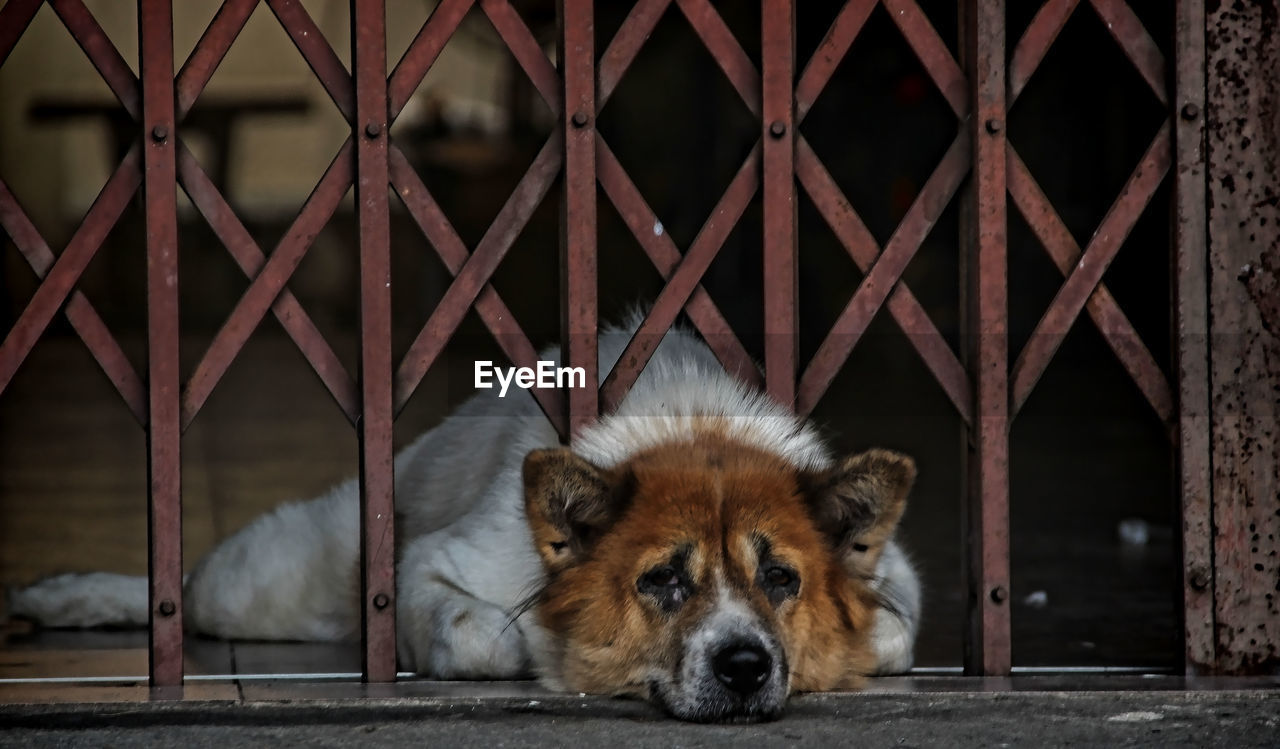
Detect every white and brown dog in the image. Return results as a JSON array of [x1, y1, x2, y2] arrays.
[[11, 318, 921, 722]]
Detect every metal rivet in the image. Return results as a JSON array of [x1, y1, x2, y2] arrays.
[[1181, 102, 1200, 121], [1190, 569, 1211, 591], [365, 122, 382, 139], [571, 111, 589, 128], [151, 124, 169, 142], [985, 118, 1003, 135], [373, 593, 390, 610], [990, 585, 1008, 604], [769, 120, 787, 138], [158, 600, 176, 617]]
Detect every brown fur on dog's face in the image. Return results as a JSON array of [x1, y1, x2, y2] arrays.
[[523, 437, 914, 722]]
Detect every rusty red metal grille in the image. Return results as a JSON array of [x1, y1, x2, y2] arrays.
[[0, 0, 1273, 684]]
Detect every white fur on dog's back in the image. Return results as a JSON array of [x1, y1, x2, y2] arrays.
[[183, 486, 361, 640], [8, 572, 149, 628]]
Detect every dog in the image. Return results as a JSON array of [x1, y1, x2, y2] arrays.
[[10, 317, 921, 722]]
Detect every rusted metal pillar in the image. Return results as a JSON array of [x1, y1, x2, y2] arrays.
[[559, 0, 598, 436], [351, 0, 397, 682], [1203, 0, 1280, 675], [138, 0, 183, 687], [761, 0, 797, 409], [961, 0, 1010, 676], [1173, 0, 1214, 675]]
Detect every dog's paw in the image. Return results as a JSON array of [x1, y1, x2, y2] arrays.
[[869, 606, 915, 674], [424, 599, 532, 679]]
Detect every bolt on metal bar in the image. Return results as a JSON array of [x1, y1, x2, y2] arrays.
[[350, 0, 397, 683], [962, 0, 1011, 677], [761, 0, 797, 409], [138, 0, 184, 687], [1173, 0, 1214, 675], [263, 0, 564, 430], [46, 0, 366, 436], [559, 0, 598, 438], [44, 0, 362, 433]]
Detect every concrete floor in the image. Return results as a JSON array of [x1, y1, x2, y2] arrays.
[[1, 681, 1279, 747]]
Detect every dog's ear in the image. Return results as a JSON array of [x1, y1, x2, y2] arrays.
[[523, 448, 629, 573], [802, 449, 915, 575]]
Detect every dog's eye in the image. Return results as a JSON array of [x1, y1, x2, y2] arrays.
[[764, 566, 794, 588], [758, 564, 800, 605], [642, 566, 682, 589], [851, 543, 869, 553], [638, 565, 691, 612]]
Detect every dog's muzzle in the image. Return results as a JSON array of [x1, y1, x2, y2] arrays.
[[654, 627, 789, 722]]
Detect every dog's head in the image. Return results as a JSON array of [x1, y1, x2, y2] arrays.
[[522, 437, 914, 722]]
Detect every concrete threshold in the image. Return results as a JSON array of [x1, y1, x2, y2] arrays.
[[0, 678, 1278, 747]]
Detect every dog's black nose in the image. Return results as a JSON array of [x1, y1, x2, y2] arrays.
[[712, 643, 772, 695]]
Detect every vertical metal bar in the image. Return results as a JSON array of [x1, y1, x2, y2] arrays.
[[351, 0, 396, 682], [761, 0, 796, 408], [138, 0, 183, 687], [1204, 1, 1280, 675], [1173, 0, 1213, 675], [962, 0, 1011, 676], [955, 0, 976, 675], [559, 0, 597, 436]]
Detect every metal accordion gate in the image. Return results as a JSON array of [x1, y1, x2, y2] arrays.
[[1, 0, 1277, 686]]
